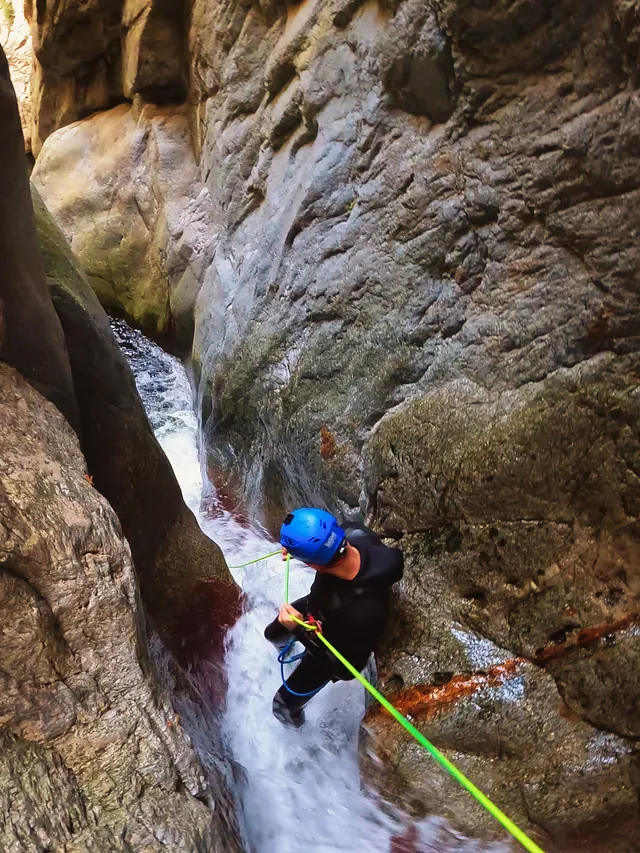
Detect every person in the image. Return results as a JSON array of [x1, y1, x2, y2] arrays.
[[264, 507, 403, 727]]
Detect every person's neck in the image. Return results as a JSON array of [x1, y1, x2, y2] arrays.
[[325, 544, 361, 580]]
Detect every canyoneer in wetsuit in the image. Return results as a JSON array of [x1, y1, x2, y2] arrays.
[[264, 507, 403, 727]]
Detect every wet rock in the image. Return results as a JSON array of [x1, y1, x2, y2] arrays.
[[176, 1, 640, 846], [31, 184, 241, 658], [32, 101, 214, 344], [0, 363, 240, 853], [362, 654, 639, 852], [0, 44, 78, 431]]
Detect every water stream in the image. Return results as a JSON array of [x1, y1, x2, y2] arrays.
[[112, 320, 505, 853]]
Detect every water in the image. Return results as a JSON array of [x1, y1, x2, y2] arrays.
[[111, 319, 507, 853]]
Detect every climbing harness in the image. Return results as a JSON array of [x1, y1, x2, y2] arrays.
[[277, 637, 329, 697]]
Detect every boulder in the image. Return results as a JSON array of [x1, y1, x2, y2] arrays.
[[0, 363, 241, 853], [360, 364, 640, 849], [32, 102, 214, 345]]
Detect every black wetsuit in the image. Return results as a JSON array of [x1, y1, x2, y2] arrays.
[[264, 524, 403, 726]]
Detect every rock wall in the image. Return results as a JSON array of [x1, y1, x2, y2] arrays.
[[0, 363, 239, 853], [32, 185, 241, 657]]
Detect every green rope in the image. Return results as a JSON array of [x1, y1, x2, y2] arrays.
[[283, 557, 545, 853], [226, 549, 281, 570], [284, 553, 291, 604]]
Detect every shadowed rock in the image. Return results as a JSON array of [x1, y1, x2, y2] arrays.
[[0, 363, 241, 853], [29, 0, 189, 153], [0, 44, 78, 430]]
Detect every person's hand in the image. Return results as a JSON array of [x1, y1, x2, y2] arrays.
[[277, 602, 302, 630], [281, 547, 289, 560]]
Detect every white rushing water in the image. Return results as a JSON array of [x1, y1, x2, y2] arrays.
[[112, 320, 506, 853]]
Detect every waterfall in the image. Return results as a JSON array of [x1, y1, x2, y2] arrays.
[[112, 319, 506, 853]]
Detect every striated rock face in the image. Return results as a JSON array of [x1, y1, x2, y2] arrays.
[[0, 363, 239, 853], [0, 0, 32, 150], [33, 102, 214, 344]]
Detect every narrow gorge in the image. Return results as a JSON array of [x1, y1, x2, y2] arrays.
[[1, 2, 639, 852]]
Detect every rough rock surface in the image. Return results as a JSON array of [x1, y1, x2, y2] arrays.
[[32, 183, 241, 658], [362, 657, 639, 852], [182, 1, 640, 848], [0, 363, 240, 853], [33, 102, 214, 344], [0, 0, 32, 150]]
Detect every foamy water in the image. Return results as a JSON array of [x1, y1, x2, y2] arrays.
[[112, 320, 507, 853]]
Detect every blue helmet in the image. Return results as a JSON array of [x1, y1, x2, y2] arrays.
[[280, 508, 346, 566]]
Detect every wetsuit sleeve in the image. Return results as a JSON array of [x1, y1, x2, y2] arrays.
[[264, 595, 309, 643]]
